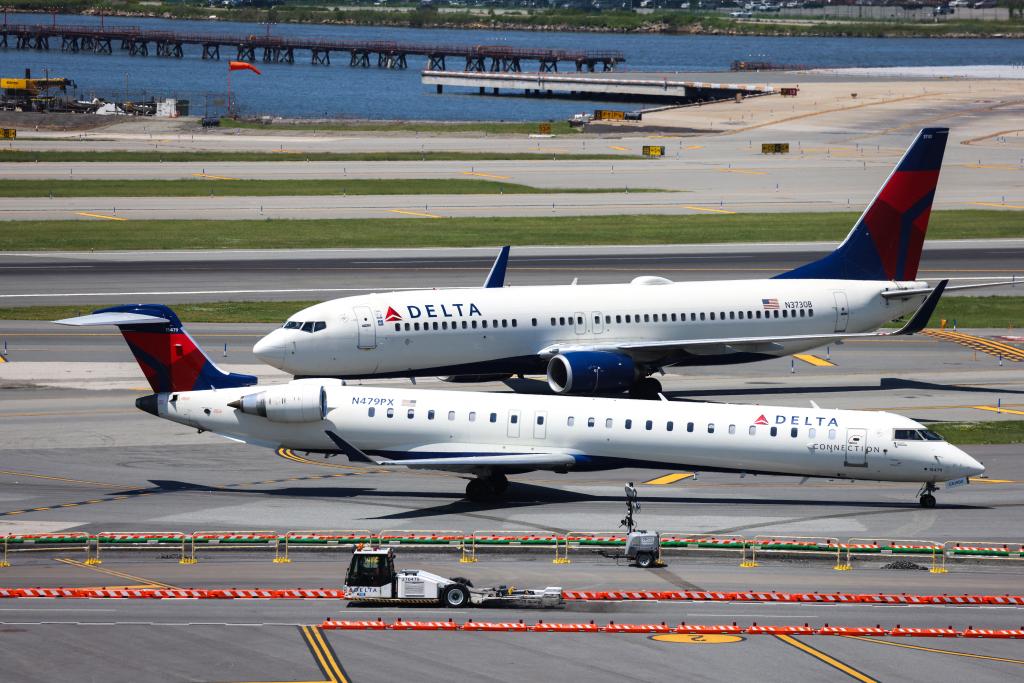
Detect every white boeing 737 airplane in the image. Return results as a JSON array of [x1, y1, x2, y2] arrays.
[[251, 128, 997, 398], [58, 304, 984, 505]]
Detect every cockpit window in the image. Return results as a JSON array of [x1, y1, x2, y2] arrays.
[[894, 429, 923, 441], [313, 321, 326, 332], [920, 429, 944, 441], [283, 321, 302, 330], [301, 322, 315, 333]]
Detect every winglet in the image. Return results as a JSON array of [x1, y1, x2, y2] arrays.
[[891, 279, 948, 335], [324, 430, 384, 464], [483, 246, 511, 288]]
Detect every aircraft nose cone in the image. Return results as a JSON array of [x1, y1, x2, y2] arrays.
[[253, 334, 286, 369], [963, 454, 986, 478]]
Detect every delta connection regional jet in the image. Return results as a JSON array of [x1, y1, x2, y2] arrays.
[[251, 128, 1002, 398], [57, 304, 986, 504]]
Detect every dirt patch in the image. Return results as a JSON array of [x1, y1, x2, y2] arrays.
[[0, 111, 126, 132]]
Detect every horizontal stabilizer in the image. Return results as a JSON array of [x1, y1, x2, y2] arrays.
[[55, 311, 170, 327]]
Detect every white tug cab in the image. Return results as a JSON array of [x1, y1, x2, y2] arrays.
[[342, 547, 563, 609]]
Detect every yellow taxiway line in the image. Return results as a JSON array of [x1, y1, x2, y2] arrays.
[[719, 168, 767, 175], [775, 635, 878, 683], [681, 205, 737, 215], [191, 173, 240, 181], [970, 201, 1024, 210], [387, 209, 442, 219], [76, 212, 127, 221], [301, 625, 350, 683], [643, 473, 695, 486], [462, 171, 510, 180], [972, 405, 1024, 416], [845, 635, 1024, 666], [793, 354, 836, 367], [57, 557, 180, 590]]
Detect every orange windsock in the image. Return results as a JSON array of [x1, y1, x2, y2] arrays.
[[228, 61, 262, 75]]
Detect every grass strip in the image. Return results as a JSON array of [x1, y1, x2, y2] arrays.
[[885, 297, 1024, 330], [0, 178, 636, 198], [3, 296, 1021, 328], [218, 118, 579, 135], [3, 211, 1021, 251], [0, 150, 622, 163], [927, 420, 1024, 446]]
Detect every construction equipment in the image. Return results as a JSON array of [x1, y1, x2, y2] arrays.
[[1, 69, 77, 112], [618, 482, 663, 568], [342, 546, 563, 608]]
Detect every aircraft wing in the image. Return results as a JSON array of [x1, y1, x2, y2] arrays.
[[324, 431, 577, 472], [541, 280, 948, 357]]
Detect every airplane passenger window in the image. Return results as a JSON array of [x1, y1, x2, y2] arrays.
[[386, 408, 394, 418], [616, 315, 622, 323], [433, 322, 439, 330], [577, 316, 583, 325], [448, 411, 456, 421], [809, 310, 814, 317], [643, 314, 650, 323], [395, 324, 401, 331], [441, 322, 448, 330], [469, 412, 476, 422], [809, 428, 816, 439], [791, 427, 798, 438], [729, 312, 735, 320], [625, 315, 631, 323], [567, 416, 575, 426], [756, 311, 762, 319], [774, 310, 780, 318], [587, 417, 595, 427], [748, 425, 756, 436], [462, 321, 468, 329], [828, 428, 836, 439], [501, 320, 508, 328], [594, 316, 600, 324], [671, 313, 677, 322], [283, 321, 302, 330], [707, 423, 715, 434], [512, 320, 518, 328], [799, 309, 806, 317], [687, 422, 694, 432], [605, 316, 612, 324], [559, 317, 566, 325], [511, 414, 518, 424], [700, 313, 706, 321], [482, 321, 488, 329], [532, 318, 538, 327], [782, 310, 787, 318], [368, 407, 375, 417], [428, 410, 435, 420], [493, 320, 499, 328], [301, 322, 315, 333], [606, 418, 613, 428], [645, 420, 653, 430], [710, 313, 715, 321], [414, 322, 421, 331], [405, 323, 411, 331], [625, 419, 632, 430], [666, 421, 674, 432], [472, 321, 478, 329], [747, 311, 753, 318], [551, 318, 557, 326], [313, 322, 326, 332], [408, 409, 415, 419], [720, 312, 726, 319], [536, 415, 545, 425], [728, 424, 736, 434], [490, 413, 497, 423], [770, 427, 778, 437]]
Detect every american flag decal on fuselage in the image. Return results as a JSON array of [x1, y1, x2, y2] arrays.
[[762, 298, 779, 310]]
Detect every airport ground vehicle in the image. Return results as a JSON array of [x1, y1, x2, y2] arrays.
[[343, 547, 563, 608]]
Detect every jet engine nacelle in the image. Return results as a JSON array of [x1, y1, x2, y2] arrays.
[[546, 351, 636, 395], [230, 383, 327, 423]]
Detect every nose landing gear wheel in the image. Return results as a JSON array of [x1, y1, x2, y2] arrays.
[[920, 493, 936, 508]]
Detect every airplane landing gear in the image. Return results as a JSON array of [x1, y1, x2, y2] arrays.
[[465, 473, 509, 502], [629, 377, 662, 400], [918, 482, 938, 508]]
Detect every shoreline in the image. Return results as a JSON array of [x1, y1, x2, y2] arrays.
[[7, 7, 1024, 39]]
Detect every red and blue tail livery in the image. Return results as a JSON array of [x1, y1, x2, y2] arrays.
[[776, 127, 948, 281], [56, 304, 257, 393]]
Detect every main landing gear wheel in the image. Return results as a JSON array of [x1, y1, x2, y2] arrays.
[[465, 474, 509, 501], [629, 377, 662, 401], [489, 472, 509, 494], [918, 482, 938, 508]]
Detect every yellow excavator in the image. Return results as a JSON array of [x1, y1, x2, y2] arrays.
[[1, 69, 76, 111]]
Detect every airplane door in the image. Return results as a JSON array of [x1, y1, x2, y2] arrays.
[[354, 306, 376, 349], [574, 312, 586, 335], [845, 428, 867, 467], [833, 291, 849, 333], [507, 410, 521, 438], [592, 311, 604, 334], [533, 411, 547, 439]]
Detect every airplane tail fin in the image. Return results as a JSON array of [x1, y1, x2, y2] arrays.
[[775, 127, 948, 281], [55, 304, 257, 393]]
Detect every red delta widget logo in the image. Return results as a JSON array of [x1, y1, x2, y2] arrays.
[[754, 414, 839, 427], [388, 303, 483, 320]]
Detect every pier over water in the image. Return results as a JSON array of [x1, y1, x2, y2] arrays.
[[0, 21, 625, 72]]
